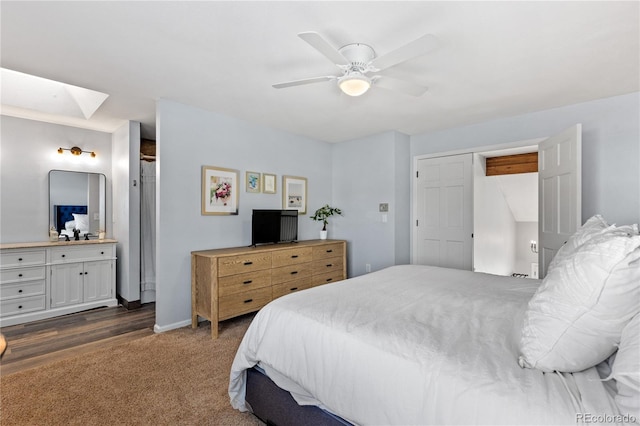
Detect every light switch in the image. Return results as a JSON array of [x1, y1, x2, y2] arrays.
[[379, 203, 389, 212]]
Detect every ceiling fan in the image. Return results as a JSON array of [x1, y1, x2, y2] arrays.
[[272, 31, 438, 97]]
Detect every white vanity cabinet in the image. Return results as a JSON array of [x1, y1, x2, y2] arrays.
[[0, 240, 117, 326], [49, 245, 115, 308]]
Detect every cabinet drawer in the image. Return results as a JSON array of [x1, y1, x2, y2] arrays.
[[312, 256, 344, 276], [218, 253, 272, 277], [0, 295, 46, 317], [219, 287, 272, 320], [0, 280, 45, 300], [50, 246, 113, 263], [312, 270, 345, 287], [272, 277, 313, 299], [0, 266, 46, 284], [218, 270, 271, 297], [312, 243, 344, 261], [0, 250, 46, 268], [272, 264, 311, 285], [272, 247, 312, 268]]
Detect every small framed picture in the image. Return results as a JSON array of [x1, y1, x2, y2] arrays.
[[282, 175, 307, 214], [246, 171, 261, 193], [201, 166, 239, 215], [262, 173, 276, 194]]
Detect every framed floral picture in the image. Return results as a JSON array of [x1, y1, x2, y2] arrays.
[[202, 166, 239, 215], [282, 175, 307, 214], [262, 173, 276, 194], [246, 171, 261, 193]]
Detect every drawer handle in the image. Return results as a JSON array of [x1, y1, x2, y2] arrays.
[[18, 289, 23, 293], [18, 257, 23, 261], [326, 264, 333, 267], [326, 249, 333, 253], [326, 278, 333, 282], [291, 255, 298, 258], [101, 251, 104, 255], [290, 271, 298, 275], [61, 254, 66, 258], [290, 287, 298, 291], [18, 273, 23, 277], [243, 299, 253, 304], [18, 305, 23, 309], [79, 272, 84, 276], [85, 272, 88, 275], [243, 280, 253, 285], [243, 261, 253, 266]]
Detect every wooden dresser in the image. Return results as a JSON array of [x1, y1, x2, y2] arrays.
[[191, 239, 347, 339]]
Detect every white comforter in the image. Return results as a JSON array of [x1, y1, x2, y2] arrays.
[[229, 265, 619, 425]]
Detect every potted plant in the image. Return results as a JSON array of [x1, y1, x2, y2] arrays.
[[311, 204, 342, 240]]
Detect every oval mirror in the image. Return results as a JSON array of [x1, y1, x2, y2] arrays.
[[49, 170, 106, 238]]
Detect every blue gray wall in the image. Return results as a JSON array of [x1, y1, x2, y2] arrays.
[[155, 99, 333, 330], [411, 92, 640, 227]]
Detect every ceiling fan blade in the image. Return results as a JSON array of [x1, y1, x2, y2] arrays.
[[370, 34, 438, 71], [298, 32, 348, 65], [373, 75, 428, 97], [272, 76, 335, 89]]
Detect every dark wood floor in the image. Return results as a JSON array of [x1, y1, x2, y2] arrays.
[[0, 303, 156, 376]]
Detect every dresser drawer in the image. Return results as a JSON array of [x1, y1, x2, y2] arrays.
[[312, 243, 344, 261], [0, 280, 46, 299], [0, 266, 46, 284], [272, 247, 312, 268], [312, 270, 345, 287], [272, 264, 311, 285], [312, 256, 344, 276], [272, 276, 313, 299], [218, 287, 272, 320], [0, 250, 46, 268], [218, 253, 272, 277], [218, 270, 271, 297], [50, 246, 113, 263], [0, 295, 46, 317]]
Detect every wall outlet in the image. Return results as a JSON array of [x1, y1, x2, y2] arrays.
[[379, 203, 389, 212], [365, 263, 371, 273]]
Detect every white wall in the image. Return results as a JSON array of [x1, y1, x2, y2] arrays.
[[332, 131, 411, 277], [473, 155, 516, 275], [112, 121, 141, 304], [0, 116, 112, 243], [411, 92, 640, 227], [155, 99, 334, 331]]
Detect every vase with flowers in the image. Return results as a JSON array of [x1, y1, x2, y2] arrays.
[[310, 204, 342, 240]]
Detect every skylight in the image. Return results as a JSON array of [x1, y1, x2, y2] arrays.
[[1, 68, 109, 120]]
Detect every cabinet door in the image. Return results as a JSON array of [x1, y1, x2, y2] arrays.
[[50, 263, 83, 308], [83, 260, 113, 302]]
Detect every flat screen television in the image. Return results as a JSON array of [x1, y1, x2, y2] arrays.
[[251, 209, 298, 246]]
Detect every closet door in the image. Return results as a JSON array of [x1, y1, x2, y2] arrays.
[[538, 124, 582, 278], [415, 153, 473, 270]]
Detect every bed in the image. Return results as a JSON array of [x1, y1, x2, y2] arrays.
[[54, 205, 88, 237], [229, 215, 640, 425]]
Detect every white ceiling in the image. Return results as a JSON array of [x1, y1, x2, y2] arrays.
[[1, 1, 638, 143]]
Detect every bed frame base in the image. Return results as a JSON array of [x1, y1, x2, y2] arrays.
[[246, 367, 352, 426]]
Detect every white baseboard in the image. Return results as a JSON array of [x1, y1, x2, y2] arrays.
[[153, 318, 192, 334]]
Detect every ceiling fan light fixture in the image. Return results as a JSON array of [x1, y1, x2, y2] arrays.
[[338, 73, 371, 97]]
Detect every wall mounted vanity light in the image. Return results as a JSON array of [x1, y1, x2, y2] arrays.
[[57, 146, 96, 158]]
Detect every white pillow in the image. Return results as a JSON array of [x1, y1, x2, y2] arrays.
[[547, 215, 636, 272], [519, 230, 640, 372], [72, 213, 89, 232], [613, 313, 640, 422], [64, 220, 76, 231]]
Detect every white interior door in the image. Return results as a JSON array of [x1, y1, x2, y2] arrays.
[[538, 124, 582, 278], [415, 153, 473, 270]]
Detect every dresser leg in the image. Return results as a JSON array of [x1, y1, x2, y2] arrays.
[[211, 319, 219, 339]]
